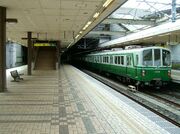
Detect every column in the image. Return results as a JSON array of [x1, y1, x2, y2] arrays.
[[27, 32, 32, 75], [172, 0, 176, 22], [0, 7, 6, 92]]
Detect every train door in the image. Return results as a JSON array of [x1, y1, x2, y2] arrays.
[[126, 54, 134, 78], [110, 55, 113, 72], [135, 54, 139, 77]]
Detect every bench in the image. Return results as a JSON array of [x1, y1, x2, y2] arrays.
[[10, 70, 24, 82]]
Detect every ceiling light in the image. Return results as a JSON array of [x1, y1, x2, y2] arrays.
[[93, 12, 100, 18], [75, 34, 80, 39], [82, 21, 92, 30], [67, 42, 73, 48], [83, 25, 88, 30], [79, 31, 82, 34], [87, 21, 92, 26], [103, 0, 113, 8], [6, 18, 18, 24]]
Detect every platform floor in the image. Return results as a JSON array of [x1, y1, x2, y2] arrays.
[[172, 70, 180, 83], [0, 65, 179, 134]]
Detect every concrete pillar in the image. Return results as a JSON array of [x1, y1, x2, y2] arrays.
[[0, 7, 6, 92], [27, 32, 32, 75], [172, 0, 176, 22]]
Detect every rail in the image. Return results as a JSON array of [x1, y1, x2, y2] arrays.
[[81, 68, 180, 127]]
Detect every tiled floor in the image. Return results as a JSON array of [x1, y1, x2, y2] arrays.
[[0, 65, 179, 134]]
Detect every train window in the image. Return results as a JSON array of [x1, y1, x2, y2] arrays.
[[127, 56, 131, 66], [118, 57, 120, 64], [135, 55, 139, 66], [103, 57, 105, 63], [110, 56, 113, 64], [162, 50, 171, 66], [107, 56, 109, 63], [154, 49, 161, 66], [143, 49, 153, 66], [114, 56, 120, 65], [115, 56, 117, 64], [121, 56, 124, 65]]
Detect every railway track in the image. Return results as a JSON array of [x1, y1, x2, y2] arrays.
[[144, 91, 180, 108], [81, 69, 180, 127]]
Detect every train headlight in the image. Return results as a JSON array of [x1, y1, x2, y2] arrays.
[[142, 70, 146, 77]]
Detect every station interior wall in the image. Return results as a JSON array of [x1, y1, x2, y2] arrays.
[[6, 42, 27, 69]]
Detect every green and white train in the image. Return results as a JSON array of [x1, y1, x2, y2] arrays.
[[78, 47, 171, 88]]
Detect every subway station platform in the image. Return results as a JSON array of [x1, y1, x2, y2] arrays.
[[172, 70, 180, 84], [0, 65, 179, 134]]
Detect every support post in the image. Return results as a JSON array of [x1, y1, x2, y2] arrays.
[[0, 7, 6, 92], [172, 0, 176, 22], [27, 32, 32, 75]]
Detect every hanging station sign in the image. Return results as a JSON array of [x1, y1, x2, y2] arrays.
[[34, 43, 56, 47]]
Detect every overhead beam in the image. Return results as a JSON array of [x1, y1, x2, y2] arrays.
[[99, 19, 180, 48], [102, 18, 155, 25], [89, 31, 126, 36], [27, 32, 32, 75]]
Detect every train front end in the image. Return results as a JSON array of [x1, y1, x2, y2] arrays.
[[140, 48, 171, 87]]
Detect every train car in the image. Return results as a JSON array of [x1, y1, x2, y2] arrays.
[[81, 47, 171, 88]]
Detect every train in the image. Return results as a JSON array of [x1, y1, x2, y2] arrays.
[[75, 46, 171, 89]]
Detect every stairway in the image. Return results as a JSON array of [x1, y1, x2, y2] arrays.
[[35, 47, 56, 70]]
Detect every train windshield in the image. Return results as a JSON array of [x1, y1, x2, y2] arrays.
[[154, 49, 161, 66], [143, 49, 153, 66], [162, 50, 171, 66], [143, 49, 171, 67]]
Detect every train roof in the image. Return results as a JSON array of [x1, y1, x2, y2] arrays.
[[88, 46, 170, 56]]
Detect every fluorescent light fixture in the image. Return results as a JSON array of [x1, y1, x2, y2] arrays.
[[158, 33, 171, 37], [83, 25, 89, 30], [93, 12, 100, 18], [103, 0, 113, 7], [67, 42, 73, 48], [83, 26, 87, 30], [82, 21, 92, 30], [87, 21, 92, 25], [75, 34, 80, 39], [79, 31, 82, 34]]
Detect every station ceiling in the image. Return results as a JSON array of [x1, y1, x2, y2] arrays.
[[0, 0, 126, 48], [1, 0, 180, 49]]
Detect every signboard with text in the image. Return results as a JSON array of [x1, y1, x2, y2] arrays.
[[34, 43, 56, 47]]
